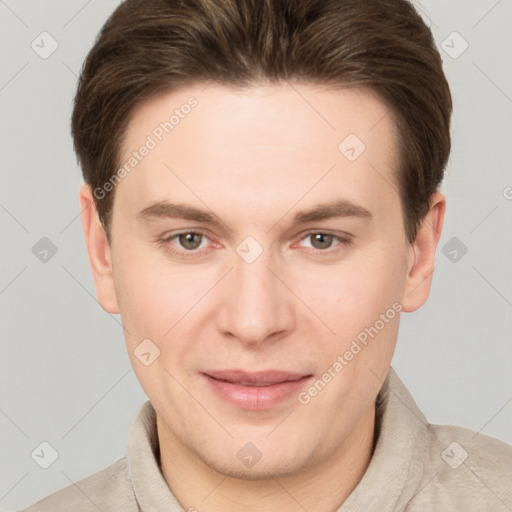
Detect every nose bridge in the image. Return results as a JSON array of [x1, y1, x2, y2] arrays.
[[234, 255, 276, 311], [216, 241, 295, 344]]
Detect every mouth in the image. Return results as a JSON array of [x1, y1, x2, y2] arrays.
[[202, 370, 313, 410]]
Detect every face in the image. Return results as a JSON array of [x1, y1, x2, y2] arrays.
[[82, 82, 442, 479]]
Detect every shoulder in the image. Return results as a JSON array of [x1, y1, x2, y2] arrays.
[[22, 457, 138, 512], [419, 423, 512, 510]]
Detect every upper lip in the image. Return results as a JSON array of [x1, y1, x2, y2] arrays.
[[203, 370, 311, 385]]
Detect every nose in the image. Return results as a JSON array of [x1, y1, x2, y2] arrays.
[[215, 246, 296, 348]]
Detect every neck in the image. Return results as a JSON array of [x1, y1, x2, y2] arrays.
[[157, 404, 376, 512]]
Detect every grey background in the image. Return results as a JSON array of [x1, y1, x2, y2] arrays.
[[1, 0, 511, 509]]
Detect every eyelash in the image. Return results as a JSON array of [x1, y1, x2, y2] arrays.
[[157, 230, 352, 258]]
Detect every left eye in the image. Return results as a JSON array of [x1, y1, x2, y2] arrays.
[[299, 233, 342, 250], [171, 232, 208, 250]]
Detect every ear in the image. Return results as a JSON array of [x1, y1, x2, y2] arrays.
[[79, 184, 120, 314], [401, 190, 446, 313]]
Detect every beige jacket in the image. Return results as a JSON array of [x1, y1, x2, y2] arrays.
[[24, 368, 512, 511]]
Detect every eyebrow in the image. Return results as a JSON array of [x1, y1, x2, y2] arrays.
[[138, 201, 217, 224], [292, 199, 372, 224], [136, 199, 372, 228]]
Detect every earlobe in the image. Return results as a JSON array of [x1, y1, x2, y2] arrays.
[[79, 184, 120, 314], [401, 190, 446, 313]]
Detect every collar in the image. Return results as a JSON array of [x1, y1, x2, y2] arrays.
[[337, 367, 430, 511]]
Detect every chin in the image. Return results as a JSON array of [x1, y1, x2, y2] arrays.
[[196, 442, 318, 481], [208, 460, 304, 481]]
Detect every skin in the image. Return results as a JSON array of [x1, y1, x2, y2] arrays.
[[80, 82, 445, 511]]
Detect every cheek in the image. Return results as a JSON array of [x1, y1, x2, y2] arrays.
[[112, 246, 206, 347], [308, 253, 405, 325], [112, 249, 210, 398], [295, 248, 406, 372]]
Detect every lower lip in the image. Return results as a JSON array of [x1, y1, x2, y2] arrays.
[[203, 374, 312, 410]]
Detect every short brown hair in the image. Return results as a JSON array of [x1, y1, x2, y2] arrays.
[[71, 0, 452, 243]]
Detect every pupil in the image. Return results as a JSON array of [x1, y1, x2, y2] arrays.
[[312, 233, 332, 249], [180, 233, 202, 250]]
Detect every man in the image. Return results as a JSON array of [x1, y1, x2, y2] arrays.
[[24, 0, 512, 510]]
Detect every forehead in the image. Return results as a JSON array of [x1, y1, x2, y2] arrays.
[[122, 81, 396, 155], [116, 82, 399, 220]]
